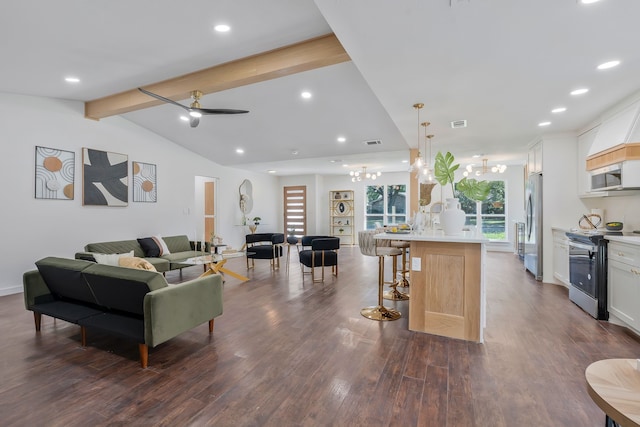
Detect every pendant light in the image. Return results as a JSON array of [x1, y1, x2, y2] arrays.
[[409, 103, 425, 173]]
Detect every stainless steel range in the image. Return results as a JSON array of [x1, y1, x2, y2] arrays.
[[565, 230, 622, 320]]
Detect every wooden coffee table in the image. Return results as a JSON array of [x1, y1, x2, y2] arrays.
[[585, 358, 640, 427], [181, 252, 250, 282]]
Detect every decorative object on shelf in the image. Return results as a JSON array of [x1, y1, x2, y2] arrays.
[[35, 146, 75, 200], [252, 216, 261, 225], [330, 190, 354, 245], [82, 147, 128, 206], [132, 161, 157, 202], [349, 166, 381, 182], [434, 151, 491, 235], [462, 157, 507, 177]]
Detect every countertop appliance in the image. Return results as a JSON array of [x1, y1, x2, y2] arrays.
[[565, 230, 623, 320], [524, 173, 542, 280]]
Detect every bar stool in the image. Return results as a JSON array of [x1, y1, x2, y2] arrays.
[[358, 230, 402, 321], [378, 236, 409, 301], [391, 240, 410, 288]]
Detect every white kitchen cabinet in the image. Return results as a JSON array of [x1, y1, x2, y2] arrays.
[[608, 241, 640, 331], [527, 141, 543, 175], [552, 229, 570, 286], [577, 125, 599, 196]]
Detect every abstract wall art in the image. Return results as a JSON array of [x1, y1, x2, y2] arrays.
[[82, 148, 128, 206], [132, 161, 157, 202], [35, 146, 75, 200]]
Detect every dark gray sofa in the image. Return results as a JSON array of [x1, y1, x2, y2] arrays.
[[74, 234, 205, 273], [23, 256, 223, 368]]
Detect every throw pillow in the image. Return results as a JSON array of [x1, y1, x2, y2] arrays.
[[137, 237, 160, 257], [94, 251, 135, 266], [155, 236, 171, 255], [118, 256, 157, 271]]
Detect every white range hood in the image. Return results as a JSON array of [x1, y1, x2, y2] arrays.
[[587, 102, 640, 156]]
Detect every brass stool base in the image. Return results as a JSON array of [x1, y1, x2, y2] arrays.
[[360, 305, 401, 321], [383, 289, 410, 301]]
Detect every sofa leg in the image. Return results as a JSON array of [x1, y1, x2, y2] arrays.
[[33, 312, 41, 331], [139, 344, 148, 369], [209, 319, 214, 333], [81, 326, 87, 347]]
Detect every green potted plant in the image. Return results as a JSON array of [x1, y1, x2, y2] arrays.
[[252, 216, 261, 225], [434, 151, 491, 235]]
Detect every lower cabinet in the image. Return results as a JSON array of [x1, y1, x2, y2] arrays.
[[608, 241, 640, 332], [552, 229, 570, 286]]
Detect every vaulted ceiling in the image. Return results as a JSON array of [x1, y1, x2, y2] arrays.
[[2, 0, 640, 176]]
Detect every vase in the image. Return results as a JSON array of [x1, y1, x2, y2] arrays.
[[440, 198, 466, 236]]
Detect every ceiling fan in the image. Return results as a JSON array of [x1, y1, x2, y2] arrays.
[[138, 87, 249, 128]]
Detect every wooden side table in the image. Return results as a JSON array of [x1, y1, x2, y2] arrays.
[[586, 359, 640, 427]]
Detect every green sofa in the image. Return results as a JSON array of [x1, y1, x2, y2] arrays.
[[75, 234, 206, 273], [23, 256, 223, 368]]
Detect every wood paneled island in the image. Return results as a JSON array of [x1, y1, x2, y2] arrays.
[[376, 231, 487, 342]]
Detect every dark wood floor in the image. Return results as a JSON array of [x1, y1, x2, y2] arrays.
[[2, 248, 639, 426]]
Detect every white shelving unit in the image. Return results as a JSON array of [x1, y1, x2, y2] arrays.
[[329, 190, 354, 245]]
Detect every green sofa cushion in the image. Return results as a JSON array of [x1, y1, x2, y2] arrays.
[[162, 235, 192, 252]]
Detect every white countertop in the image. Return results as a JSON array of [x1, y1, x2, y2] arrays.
[[606, 235, 640, 245], [375, 230, 488, 244]]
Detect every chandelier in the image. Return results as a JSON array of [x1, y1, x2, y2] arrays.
[[349, 166, 381, 182], [462, 158, 507, 177]]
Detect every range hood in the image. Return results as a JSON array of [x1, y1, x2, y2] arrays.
[[586, 102, 640, 172]]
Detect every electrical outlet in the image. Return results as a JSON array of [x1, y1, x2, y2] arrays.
[[411, 257, 421, 271]]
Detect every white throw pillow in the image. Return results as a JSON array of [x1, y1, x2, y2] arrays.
[[155, 236, 171, 254], [94, 250, 135, 266]]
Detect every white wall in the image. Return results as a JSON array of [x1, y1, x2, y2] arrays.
[[0, 92, 278, 296]]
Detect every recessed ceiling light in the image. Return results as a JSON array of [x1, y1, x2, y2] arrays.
[[301, 91, 312, 99], [180, 116, 189, 122], [401, 160, 409, 163], [538, 121, 552, 127], [551, 107, 567, 113], [472, 154, 481, 158], [267, 170, 276, 174], [214, 24, 230, 32], [291, 150, 299, 155], [597, 60, 620, 70], [570, 88, 589, 96], [580, 0, 600, 4], [342, 164, 350, 167], [329, 159, 343, 163], [337, 136, 346, 143], [236, 148, 244, 154], [65, 77, 80, 83]]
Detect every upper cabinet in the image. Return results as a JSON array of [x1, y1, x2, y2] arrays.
[[527, 140, 542, 175], [577, 126, 599, 196]]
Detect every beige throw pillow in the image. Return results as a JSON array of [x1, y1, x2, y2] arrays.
[[118, 256, 157, 271]]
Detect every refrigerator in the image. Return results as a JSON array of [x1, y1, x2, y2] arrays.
[[524, 173, 543, 281]]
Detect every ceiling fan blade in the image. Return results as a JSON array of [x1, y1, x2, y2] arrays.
[[138, 88, 189, 111], [189, 116, 200, 128], [196, 108, 250, 115]]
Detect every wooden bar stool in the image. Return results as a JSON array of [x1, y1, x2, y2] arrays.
[[358, 230, 402, 321]]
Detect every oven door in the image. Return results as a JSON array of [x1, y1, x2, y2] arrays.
[[569, 240, 597, 298]]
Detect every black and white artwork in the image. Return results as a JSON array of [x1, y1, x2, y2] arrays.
[[82, 148, 128, 206]]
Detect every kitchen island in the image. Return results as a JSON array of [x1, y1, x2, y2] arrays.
[[376, 231, 487, 342]]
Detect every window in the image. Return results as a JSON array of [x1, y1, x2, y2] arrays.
[[457, 180, 506, 241], [365, 184, 407, 229]]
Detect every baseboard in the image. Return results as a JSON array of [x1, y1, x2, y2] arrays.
[[0, 286, 22, 297]]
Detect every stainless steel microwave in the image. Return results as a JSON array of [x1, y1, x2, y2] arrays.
[[590, 161, 640, 191]]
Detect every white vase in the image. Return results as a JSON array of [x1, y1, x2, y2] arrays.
[[440, 198, 466, 235]]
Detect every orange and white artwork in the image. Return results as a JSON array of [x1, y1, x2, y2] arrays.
[[35, 146, 74, 200]]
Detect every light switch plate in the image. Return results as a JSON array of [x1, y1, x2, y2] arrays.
[[411, 257, 421, 271]]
